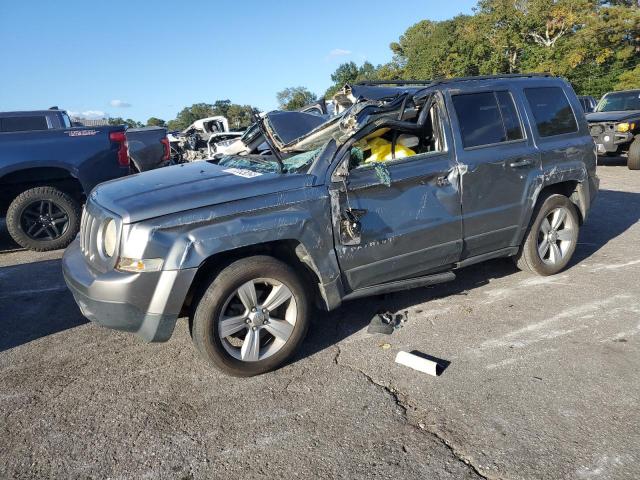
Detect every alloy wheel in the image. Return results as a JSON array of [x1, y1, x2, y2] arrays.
[[19, 200, 70, 241], [537, 206, 575, 266], [218, 278, 297, 362]]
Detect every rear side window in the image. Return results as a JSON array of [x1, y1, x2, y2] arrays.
[[524, 87, 577, 137], [451, 91, 523, 148], [61, 113, 72, 129], [0, 115, 48, 132]]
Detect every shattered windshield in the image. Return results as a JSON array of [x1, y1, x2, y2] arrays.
[[217, 147, 323, 174], [596, 91, 640, 112]]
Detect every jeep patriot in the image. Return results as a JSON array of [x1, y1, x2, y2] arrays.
[[63, 74, 599, 376]]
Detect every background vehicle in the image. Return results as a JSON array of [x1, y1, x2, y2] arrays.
[[168, 116, 243, 162], [586, 89, 640, 169], [63, 74, 598, 377], [0, 109, 131, 251], [577, 95, 597, 113], [126, 126, 171, 172]]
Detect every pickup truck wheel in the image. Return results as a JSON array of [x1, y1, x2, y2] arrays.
[[627, 137, 640, 170], [191, 256, 310, 377], [514, 194, 579, 276], [6, 186, 81, 252]]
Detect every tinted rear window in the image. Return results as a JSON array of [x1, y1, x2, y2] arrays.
[[0, 115, 48, 132], [452, 91, 523, 148], [524, 87, 577, 137]]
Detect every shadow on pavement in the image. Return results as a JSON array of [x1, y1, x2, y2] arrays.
[[0, 186, 638, 360], [0, 258, 87, 352], [0, 219, 23, 253], [571, 188, 640, 264], [295, 257, 518, 365], [597, 155, 628, 168], [296, 187, 640, 366]]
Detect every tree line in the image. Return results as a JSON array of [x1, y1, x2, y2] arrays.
[[137, 0, 639, 130]]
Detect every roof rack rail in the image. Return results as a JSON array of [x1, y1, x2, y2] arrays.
[[356, 80, 433, 86], [357, 73, 552, 87]]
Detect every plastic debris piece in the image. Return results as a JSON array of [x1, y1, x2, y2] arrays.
[[368, 310, 408, 334], [395, 351, 439, 376], [368, 312, 396, 334]]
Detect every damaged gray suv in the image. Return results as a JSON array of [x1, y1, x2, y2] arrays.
[[63, 74, 599, 376]]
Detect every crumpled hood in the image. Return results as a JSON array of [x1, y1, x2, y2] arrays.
[[586, 110, 640, 123], [91, 161, 314, 223]]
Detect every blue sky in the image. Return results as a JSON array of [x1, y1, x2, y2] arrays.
[[0, 0, 477, 122]]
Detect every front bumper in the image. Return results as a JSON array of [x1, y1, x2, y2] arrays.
[[590, 125, 633, 154], [62, 240, 197, 342]]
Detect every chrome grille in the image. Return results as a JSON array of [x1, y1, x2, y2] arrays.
[[78, 198, 116, 273]]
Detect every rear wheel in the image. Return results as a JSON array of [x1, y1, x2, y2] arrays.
[[627, 137, 640, 170], [6, 186, 81, 251], [191, 256, 310, 376], [514, 194, 579, 276]]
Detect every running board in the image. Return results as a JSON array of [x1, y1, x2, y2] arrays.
[[342, 271, 456, 301]]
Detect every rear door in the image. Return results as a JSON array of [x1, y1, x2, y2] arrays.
[[446, 87, 540, 259], [521, 85, 587, 184]]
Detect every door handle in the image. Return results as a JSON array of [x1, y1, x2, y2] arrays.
[[509, 158, 534, 168]]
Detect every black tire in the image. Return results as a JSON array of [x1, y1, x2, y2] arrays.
[[191, 256, 310, 377], [6, 186, 81, 252], [514, 194, 579, 276], [628, 137, 640, 170]]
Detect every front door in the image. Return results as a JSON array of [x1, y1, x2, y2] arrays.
[[330, 98, 463, 292]]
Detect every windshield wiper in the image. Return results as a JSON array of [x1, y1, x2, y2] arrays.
[[251, 112, 284, 173]]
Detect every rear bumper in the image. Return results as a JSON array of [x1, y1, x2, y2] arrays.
[[62, 240, 197, 342]]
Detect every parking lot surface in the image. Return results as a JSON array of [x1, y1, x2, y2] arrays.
[[1, 161, 638, 480]]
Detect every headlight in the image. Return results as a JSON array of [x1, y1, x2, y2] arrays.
[[116, 257, 163, 272], [616, 122, 635, 133], [103, 219, 117, 257]]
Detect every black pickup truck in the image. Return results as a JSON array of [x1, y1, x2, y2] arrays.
[[586, 89, 640, 169], [0, 109, 132, 251]]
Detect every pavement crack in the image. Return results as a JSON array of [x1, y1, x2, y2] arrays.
[[333, 349, 495, 480]]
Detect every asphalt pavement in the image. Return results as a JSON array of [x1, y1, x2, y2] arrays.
[[1, 159, 638, 479]]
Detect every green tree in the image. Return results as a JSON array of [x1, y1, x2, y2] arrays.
[[324, 61, 397, 97], [108, 117, 143, 128], [615, 65, 640, 90], [167, 101, 258, 131], [146, 117, 166, 127], [374, 0, 639, 98], [330, 61, 360, 85], [276, 87, 317, 110]]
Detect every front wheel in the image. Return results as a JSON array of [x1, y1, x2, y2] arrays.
[[514, 194, 579, 276], [191, 256, 310, 376], [627, 137, 640, 170]]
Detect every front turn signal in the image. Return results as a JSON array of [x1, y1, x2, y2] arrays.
[[116, 257, 164, 272], [616, 122, 633, 133]]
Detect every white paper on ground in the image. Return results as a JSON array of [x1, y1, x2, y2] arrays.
[[395, 351, 438, 376]]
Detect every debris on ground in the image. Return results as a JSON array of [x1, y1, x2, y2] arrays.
[[395, 351, 450, 376], [395, 351, 439, 376], [367, 310, 408, 334]]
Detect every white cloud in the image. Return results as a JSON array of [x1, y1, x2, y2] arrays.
[[109, 99, 131, 108], [68, 110, 107, 119], [328, 48, 352, 57]]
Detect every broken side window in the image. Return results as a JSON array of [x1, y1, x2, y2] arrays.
[[349, 102, 445, 170]]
